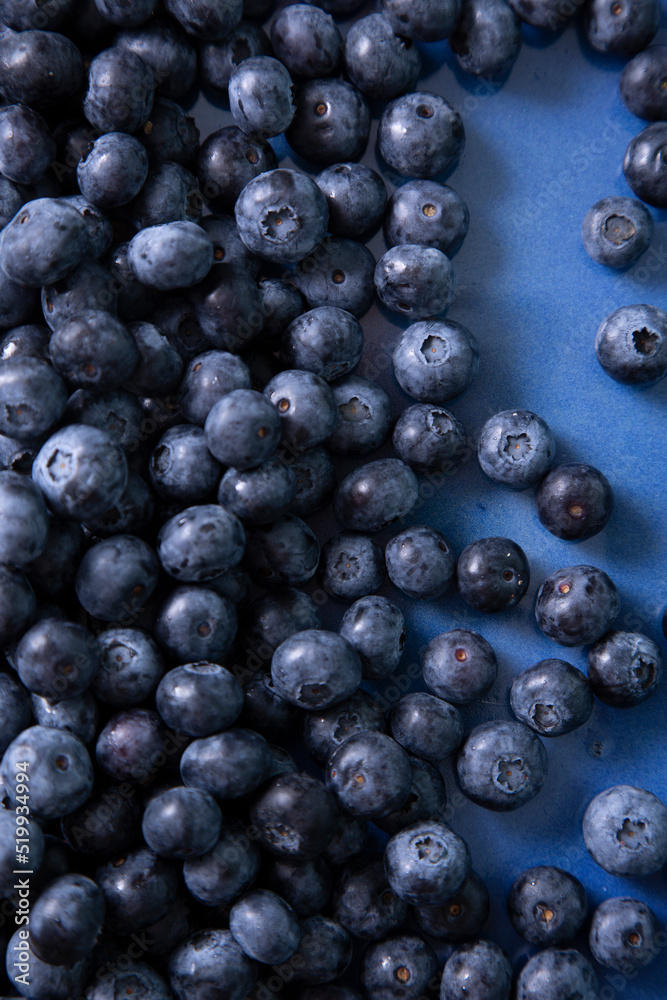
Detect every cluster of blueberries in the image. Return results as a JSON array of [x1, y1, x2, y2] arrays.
[[0, 0, 664, 999]]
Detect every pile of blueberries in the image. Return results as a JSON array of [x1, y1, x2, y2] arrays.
[[0, 0, 665, 999]]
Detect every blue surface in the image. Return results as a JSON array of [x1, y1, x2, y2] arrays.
[[191, 6, 667, 991]]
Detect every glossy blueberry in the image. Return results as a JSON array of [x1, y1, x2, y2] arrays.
[[84, 46, 154, 133], [243, 587, 322, 662], [199, 20, 271, 92], [6, 929, 89, 1000], [457, 536, 529, 613], [477, 409, 555, 489], [0, 673, 31, 757], [219, 459, 297, 525], [289, 916, 353, 984], [116, 20, 197, 99], [362, 933, 437, 1000], [150, 425, 221, 503], [385, 181, 469, 257], [334, 459, 418, 532], [271, 629, 362, 709], [0, 565, 35, 646], [345, 14, 420, 101], [33, 424, 128, 520], [95, 708, 171, 784], [1, 198, 88, 288], [265, 856, 332, 916], [42, 261, 117, 332], [320, 533, 385, 600], [376, 246, 456, 321], [381, 0, 462, 40], [450, 0, 521, 78], [289, 445, 337, 515], [16, 617, 99, 702], [128, 221, 213, 290], [205, 389, 281, 469], [334, 857, 407, 941], [244, 514, 320, 585], [385, 820, 470, 906], [31, 691, 97, 745], [131, 162, 201, 231], [582, 196, 653, 269], [536, 463, 613, 540], [457, 721, 547, 811], [59, 196, 114, 260], [587, 630, 662, 707], [93, 627, 164, 707], [316, 163, 387, 240], [271, 5, 342, 77], [295, 243, 376, 318], [235, 169, 329, 264], [0, 28, 83, 107], [241, 671, 300, 738], [1, 725, 93, 820], [389, 693, 463, 762], [142, 786, 221, 859], [507, 866, 588, 946], [49, 311, 139, 392], [77, 133, 149, 210], [385, 525, 456, 599], [197, 125, 277, 207], [158, 504, 245, 583], [0, 105, 55, 186], [181, 727, 271, 800], [624, 122, 667, 207], [96, 846, 178, 933], [190, 263, 263, 352], [534, 564, 620, 646], [0, 471, 47, 566], [620, 44, 667, 120], [595, 303, 667, 385], [165, 0, 243, 40], [183, 820, 260, 905], [250, 771, 338, 859], [259, 277, 305, 342], [229, 56, 295, 138], [137, 99, 199, 167], [422, 630, 496, 704], [156, 661, 242, 736], [288, 78, 371, 166], [415, 870, 490, 942], [589, 897, 660, 973], [29, 873, 104, 966], [583, 0, 659, 55], [155, 585, 237, 662], [392, 404, 468, 476], [76, 534, 159, 621], [510, 659, 593, 736], [178, 350, 251, 426], [327, 375, 393, 456], [379, 92, 465, 179], [230, 890, 301, 964], [515, 948, 597, 1000], [302, 688, 386, 765], [265, 370, 339, 451], [339, 595, 405, 681], [201, 215, 261, 275], [377, 756, 448, 836], [326, 731, 411, 819]]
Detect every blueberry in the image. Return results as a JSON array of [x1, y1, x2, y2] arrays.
[[115, 19, 197, 99], [393, 320, 478, 403], [326, 731, 412, 819], [302, 688, 386, 765], [589, 896, 661, 973], [84, 46, 155, 133], [191, 263, 263, 352], [219, 458, 297, 525], [158, 504, 245, 583], [271, 5, 342, 78], [201, 215, 261, 275], [594, 303, 667, 385], [320, 532, 385, 600], [271, 628, 362, 709], [583, 0, 659, 55], [156, 661, 243, 736], [77, 132, 150, 209], [327, 375, 393, 456], [450, 0, 521, 78], [0, 28, 83, 107], [457, 720, 547, 811], [109, 240, 161, 321], [535, 463, 613, 540], [588, 629, 662, 708], [385, 181, 469, 257], [142, 786, 221, 859], [264, 369, 339, 451], [0, 177, 24, 231], [6, 928, 89, 1000], [392, 404, 468, 474], [197, 125, 277, 208], [457, 536, 529, 613], [414, 870, 490, 942], [510, 659, 593, 736], [620, 44, 667, 120], [440, 940, 512, 1000], [259, 277, 305, 342], [244, 514, 320, 585], [507, 866, 588, 946], [339, 595, 405, 681], [295, 242, 376, 318], [241, 671, 300, 738], [150, 425, 221, 503], [334, 459, 418, 532], [623, 122, 667, 207], [389, 693, 463, 761], [0, 471, 48, 566], [236, 168, 329, 264], [84, 471, 155, 539], [33, 424, 128, 520], [385, 525, 456, 599], [155, 585, 238, 662], [514, 948, 597, 1000], [16, 617, 99, 702], [128, 221, 213, 290], [0, 105, 55, 186], [178, 350, 251, 426], [132, 162, 202, 230], [379, 92, 465, 179], [377, 756, 448, 836], [334, 856, 407, 941], [316, 162, 387, 240], [250, 771, 338, 859], [362, 933, 437, 1000], [534, 564, 620, 646], [205, 388, 281, 468], [0, 673, 31, 756], [1, 0, 77, 30], [31, 690, 98, 744], [230, 890, 301, 964], [96, 708, 171, 784], [1, 725, 93, 820], [289, 445, 337, 515], [289, 916, 352, 984], [164, 0, 243, 40], [505, 0, 572, 28], [243, 587, 322, 663], [0, 565, 36, 646], [345, 14, 421, 101], [265, 856, 332, 917], [229, 56, 296, 138], [93, 627, 164, 707], [0, 271, 37, 332], [381, 0, 462, 40], [181, 727, 271, 800], [325, 814, 368, 864], [94, 0, 156, 24], [76, 534, 159, 621], [1, 198, 88, 287], [477, 409, 555, 489], [0, 324, 51, 363], [422, 629, 497, 704], [582, 196, 653, 269], [49, 311, 140, 392], [87, 965, 172, 1000], [184, 822, 259, 906], [137, 99, 199, 166], [199, 20, 271, 92], [42, 261, 118, 332], [385, 820, 471, 905], [60, 196, 115, 260], [29, 873, 104, 966], [376, 245, 457, 320]]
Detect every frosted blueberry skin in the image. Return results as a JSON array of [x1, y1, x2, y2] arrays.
[[270, 4, 342, 78], [620, 44, 667, 120], [0, 673, 31, 757], [583, 784, 667, 876], [375, 245, 456, 321], [456, 721, 547, 811], [326, 731, 412, 819], [0, 198, 88, 288], [393, 403, 469, 474], [77, 132, 149, 209], [376, 757, 448, 836], [0, 470, 48, 566], [505, 0, 573, 28], [0, 26, 83, 108], [142, 787, 221, 860], [83, 47, 154, 133], [384, 820, 471, 906], [128, 221, 213, 290], [93, 627, 164, 708], [457, 536, 529, 613], [303, 689, 386, 766], [154, 585, 238, 663], [289, 915, 353, 984], [587, 630, 662, 707], [414, 870, 490, 942], [117, 24, 197, 100], [181, 728, 271, 802], [218, 459, 297, 525], [265, 369, 339, 452], [75, 534, 159, 621], [196, 125, 277, 207], [271, 629, 362, 710], [282, 306, 365, 380], [183, 821, 260, 905], [535, 463, 613, 540], [385, 180, 469, 256], [344, 14, 421, 101], [164, 0, 243, 40], [385, 524, 456, 599], [250, 772, 338, 860], [199, 21, 270, 92], [15, 618, 99, 703], [583, 0, 660, 55], [441, 940, 512, 1000], [230, 889, 301, 965], [158, 505, 245, 583], [478, 409, 555, 489], [589, 897, 661, 973], [149, 425, 222, 504], [229, 56, 295, 138], [244, 514, 320, 586], [339, 595, 406, 682], [381, 0, 461, 40], [393, 320, 479, 403], [450, 0, 522, 79], [265, 856, 332, 918], [507, 866, 588, 946], [295, 240, 376, 318], [235, 168, 329, 263], [33, 424, 128, 521], [168, 929, 257, 1000], [334, 857, 407, 941], [327, 376, 392, 456], [534, 564, 620, 647], [422, 629, 498, 705], [624, 122, 667, 207], [361, 933, 437, 1000], [205, 388, 282, 469], [287, 79, 371, 166], [243, 587, 322, 662], [316, 162, 387, 240], [515, 948, 598, 1000], [0, 104, 55, 186], [320, 532, 385, 601], [49, 311, 139, 393], [378, 92, 465, 179], [510, 660, 593, 736], [0, 566, 36, 647], [595, 303, 667, 385], [389, 692, 464, 761], [333, 458, 418, 532], [1, 725, 93, 821], [582, 197, 653, 269]]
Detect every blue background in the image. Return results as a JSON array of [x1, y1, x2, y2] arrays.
[[191, 4, 667, 992]]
